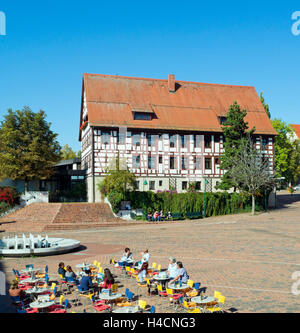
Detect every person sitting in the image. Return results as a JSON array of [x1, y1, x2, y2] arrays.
[[169, 261, 189, 284], [9, 279, 28, 301], [167, 257, 179, 280], [118, 247, 134, 268], [147, 212, 152, 221], [159, 210, 165, 221], [137, 261, 148, 284], [78, 270, 94, 292], [58, 262, 66, 278], [65, 265, 77, 281], [100, 268, 115, 291], [166, 211, 172, 220], [153, 211, 159, 222]]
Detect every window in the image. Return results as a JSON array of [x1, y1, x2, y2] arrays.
[[170, 134, 176, 148], [117, 131, 125, 144], [149, 181, 155, 190], [262, 137, 268, 149], [181, 157, 187, 170], [133, 155, 140, 168], [182, 181, 188, 190], [180, 135, 186, 148], [194, 157, 201, 170], [194, 134, 201, 148], [147, 134, 153, 147], [135, 181, 140, 190], [148, 155, 155, 169], [170, 156, 176, 169], [214, 135, 220, 143], [215, 157, 220, 165], [159, 180, 163, 187], [205, 158, 211, 169], [133, 112, 152, 120], [159, 155, 162, 164], [204, 135, 211, 148], [195, 181, 201, 190], [102, 131, 110, 145], [132, 133, 140, 146], [218, 116, 227, 125]]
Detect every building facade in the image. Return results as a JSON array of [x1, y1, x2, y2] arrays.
[[79, 73, 277, 203]]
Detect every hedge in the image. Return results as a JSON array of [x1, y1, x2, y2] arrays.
[[108, 190, 268, 218]]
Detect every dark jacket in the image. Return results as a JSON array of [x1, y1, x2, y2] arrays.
[[138, 262, 148, 273]]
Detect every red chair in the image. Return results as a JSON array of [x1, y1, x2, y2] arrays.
[[91, 296, 110, 312], [49, 299, 69, 313]]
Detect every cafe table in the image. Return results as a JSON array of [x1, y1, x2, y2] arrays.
[[25, 287, 51, 300], [20, 267, 41, 274], [167, 282, 189, 291], [98, 292, 122, 311], [191, 295, 217, 305], [20, 277, 43, 285], [29, 300, 55, 313], [112, 306, 140, 313]]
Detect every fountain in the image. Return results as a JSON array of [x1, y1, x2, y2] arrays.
[[0, 234, 80, 257]]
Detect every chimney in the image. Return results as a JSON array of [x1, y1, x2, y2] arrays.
[[168, 74, 175, 93]]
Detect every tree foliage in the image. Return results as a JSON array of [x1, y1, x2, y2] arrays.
[[271, 118, 300, 184], [97, 154, 136, 205], [260, 92, 271, 118], [227, 138, 275, 215], [0, 107, 61, 189], [217, 101, 255, 190], [61, 144, 80, 160]]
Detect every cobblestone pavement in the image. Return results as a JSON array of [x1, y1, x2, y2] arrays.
[[1, 191, 300, 313]]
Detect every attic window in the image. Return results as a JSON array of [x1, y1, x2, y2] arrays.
[[133, 109, 154, 120], [219, 116, 227, 125]]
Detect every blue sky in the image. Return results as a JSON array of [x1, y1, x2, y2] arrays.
[[0, 1, 300, 151]]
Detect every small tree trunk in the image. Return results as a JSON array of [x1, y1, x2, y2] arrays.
[[251, 193, 255, 216]]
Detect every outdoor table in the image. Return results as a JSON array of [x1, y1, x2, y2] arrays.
[[191, 296, 217, 305], [21, 277, 43, 285], [167, 283, 189, 291], [29, 300, 55, 313], [98, 292, 122, 310], [20, 268, 41, 274], [25, 287, 51, 300], [112, 306, 139, 313]]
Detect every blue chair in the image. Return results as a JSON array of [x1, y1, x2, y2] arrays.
[[194, 283, 200, 291], [26, 264, 34, 270], [125, 288, 129, 297], [45, 265, 48, 274], [45, 274, 49, 285], [125, 291, 134, 301], [150, 306, 156, 313]]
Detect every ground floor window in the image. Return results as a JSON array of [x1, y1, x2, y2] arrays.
[[182, 181, 188, 190], [149, 181, 155, 190], [205, 157, 211, 169]]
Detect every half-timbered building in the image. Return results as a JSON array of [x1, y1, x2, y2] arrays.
[[79, 73, 277, 203]]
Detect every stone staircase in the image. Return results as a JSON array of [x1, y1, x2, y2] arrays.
[[0, 202, 143, 233]]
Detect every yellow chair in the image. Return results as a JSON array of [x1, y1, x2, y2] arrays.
[[206, 294, 225, 313], [157, 264, 162, 272], [182, 298, 203, 313], [93, 260, 98, 266], [59, 295, 64, 305], [152, 263, 157, 270], [187, 279, 194, 289], [138, 300, 147, 311], [111, 259, 116, 264], [130, 267, 137, 277], [51, 282, 57, 290], [111, 283, 119, 292]]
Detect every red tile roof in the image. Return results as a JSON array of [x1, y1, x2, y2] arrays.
[[291, 124, 300, 139], [80, 73, 277, 139]]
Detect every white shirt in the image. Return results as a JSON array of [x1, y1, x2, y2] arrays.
[[168, 263, 179, 278], [142, 252, 150, 263]]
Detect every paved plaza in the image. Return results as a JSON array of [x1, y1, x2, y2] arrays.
[[1, 191, 300, 313]]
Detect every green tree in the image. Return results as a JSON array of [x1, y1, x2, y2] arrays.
[[217, 101, 255, 190], [97, 154, 136, 198], [260, 92, 271, 118], [0, 107, 61, 191], [271, 119, 300, 184], [61, 144, 79, 160], [228, 138, 275, 215]]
